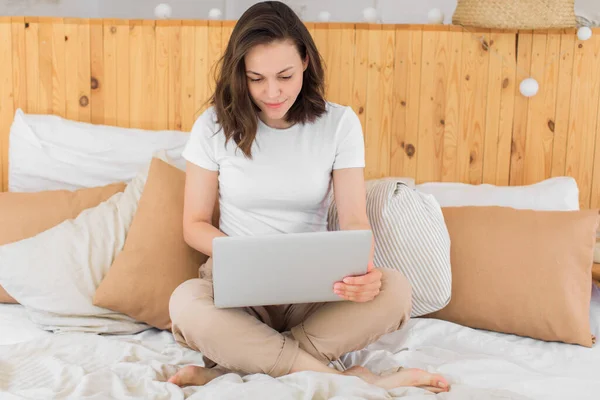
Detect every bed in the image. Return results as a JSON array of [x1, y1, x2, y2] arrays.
[[1, 18, 600, 400], [1, 286, 599, 400]]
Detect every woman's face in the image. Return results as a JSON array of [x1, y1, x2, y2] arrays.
[[244, 39, 308, 129]]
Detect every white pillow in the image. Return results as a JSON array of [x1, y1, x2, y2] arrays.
[[328, 179, 452, 317], [416, 177, 579, 211], [0, 159, 156, 334], [8, 108, 190, 192]]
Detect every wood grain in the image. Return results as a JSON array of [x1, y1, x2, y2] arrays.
[[0, 19, 13, 191], [457, 29, 490, 185], [0, 21, 599, 208], [390, 27, 422, 179]]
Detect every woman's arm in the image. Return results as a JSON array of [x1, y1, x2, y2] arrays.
[[332, 167, 374, 264], [183, 161, 226, 257], [332, 167, 382, 303]]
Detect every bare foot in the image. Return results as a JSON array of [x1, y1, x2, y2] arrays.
[[343, 365, 449, 394], [342, 366, 379, 384], [168, 365, 225, 388], [375, 368, 450, 393]]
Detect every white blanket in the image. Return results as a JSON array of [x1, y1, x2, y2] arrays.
[[0, 327, 529, 400], [1, 285, 599, 400]]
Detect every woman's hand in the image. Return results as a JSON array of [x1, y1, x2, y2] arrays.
[[334, 261, 382, 303]]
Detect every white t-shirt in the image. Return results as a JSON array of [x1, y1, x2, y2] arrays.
[[182, 102, 365, 237]]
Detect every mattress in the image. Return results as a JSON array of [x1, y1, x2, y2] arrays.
[[1, 286, 599, 400]]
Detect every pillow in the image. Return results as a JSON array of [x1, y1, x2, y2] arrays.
[[416, 177, 579, 211], [0, 286, 16, 304], [328, 179, 452, 317], [426, 206, 599, 347], [0, 182, 125, 304], [8, 108, 190, 192], [93, 157, 208, 330], [0, 160, 155, 334]]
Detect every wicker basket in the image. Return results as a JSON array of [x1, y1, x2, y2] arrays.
[[452, 0, 577, 29]]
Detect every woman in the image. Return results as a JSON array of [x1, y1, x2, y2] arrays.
[[167, 1, 450, 393]]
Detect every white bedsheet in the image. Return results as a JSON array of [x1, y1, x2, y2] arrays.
[[1, 286, 599, 400]]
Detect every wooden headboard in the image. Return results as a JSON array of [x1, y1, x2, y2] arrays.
[[1, 17, 599, 209]]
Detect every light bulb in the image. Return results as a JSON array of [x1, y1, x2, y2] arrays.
[[363, 7, 378, 23], [427, 8, 445, 24], [154, 3, 172, 19], [519, 78, 539, 97], [208, 8, 223, 20], [317, 11, 331, 22], [577, 26, 593, 41]]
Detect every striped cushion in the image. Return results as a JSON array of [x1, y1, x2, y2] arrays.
[[328, 179, 452, 317]]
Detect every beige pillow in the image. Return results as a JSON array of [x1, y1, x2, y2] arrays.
[[93, 158, 208, 330], [0, 183, 125, 303], [426, 206, 599, 347], [593, 263, 600, 288]]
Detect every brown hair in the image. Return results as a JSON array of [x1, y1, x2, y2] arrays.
[[209, 1, 326, 158]]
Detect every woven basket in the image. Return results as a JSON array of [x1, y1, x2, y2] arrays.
[[452, 0, 577, 29]]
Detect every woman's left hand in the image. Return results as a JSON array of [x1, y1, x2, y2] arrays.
[[334, 261, 382, 303]]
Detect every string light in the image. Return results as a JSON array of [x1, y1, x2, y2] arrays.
[[427, 8, 445, 24], [208, 8, 223, 20], [362, 7, 378, 23], [577, 26, 593, 41], [154, 3, 172, 19], [519, 78, 539, 97], [317, 11, 331, 22]]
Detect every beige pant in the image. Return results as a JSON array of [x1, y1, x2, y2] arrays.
[[169, 258, 412, 377]]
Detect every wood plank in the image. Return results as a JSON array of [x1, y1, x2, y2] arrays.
[[142, 23, 155, 130], [169, 21, 182, 131], [77, 20, 91, 123], [38, 19, 53, 115], [488, 32, 517, 186], [540, 32, 561, 180], [314, 23, 329, 98], [0, 20, 13, 192], [521, 32, 548, 184], [390, 27, 422, 179], [11, 18, 27, 114], [364, 25, 394, 179], [509, 32, 534, 186], [551, 33, 576, 177], [207, 21, 222, 100], [337, 24, 355, 107], [129, 22, 143, 128], [523, 32, 560, 184], [565, 33, 600, 208], [180, 24, 195, 131], [456, 29, 490, 184], [51, 19, 66, 118], [221, 21, 235, 54], [64, 20, 79, 121], [592, 64, 600, 208], [440, 30, 464, 183], [325, 24, 342, 103], [25, 18, 40, 114], [155, 22, 170, 130], [306, 22, 315, 40], [194, 21, 210, 117], [351, 25, 369, 139], [103, 21, 118, 126], [364, 25, 383, 179], [115, 22, 129, 128], [90, 21, 104, 125], [416, 29, 447, 183], [483, 32, 516, 185]]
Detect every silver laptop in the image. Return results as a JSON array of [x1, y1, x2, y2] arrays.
[[212, 230, 373, 308]]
